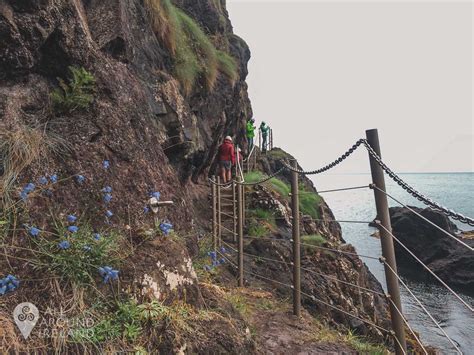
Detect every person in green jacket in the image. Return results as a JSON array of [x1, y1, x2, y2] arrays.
[[260, 121, 270, 152], [246, 118, 256, 153]]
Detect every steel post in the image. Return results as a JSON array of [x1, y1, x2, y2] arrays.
[[291, 160, 301, 317], [217, 176, 222, 248], [212, 176, 217, 252], [232, 180, 237, 243], [237, 177, 244, 287], [366, 129, 407, 355]]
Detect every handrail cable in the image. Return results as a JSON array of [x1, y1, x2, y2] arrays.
[[298, 289, 392, 336], [299, 185, 370, 194], [220, 212, 236, 219], [218, 224, 236, 236], [304, 218, 373, 224], [386, 297, 428, 354], [298, 241, 381, 261], [300, 267, 385, 297], [220, 240, 291, 266], [377, 223, 473, 312], [382, 260, 463, 354], [372, 185, 473, 251]]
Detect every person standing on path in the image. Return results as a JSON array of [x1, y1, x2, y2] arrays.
[[217, 136, 235, 183], [259, 121, 270, 152], [246, 118, 256, 154]]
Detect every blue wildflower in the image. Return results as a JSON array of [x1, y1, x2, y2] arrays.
[[144, 206, 150, 214], [103, 193, 112, 204], [24, 183, 35, 193], [208, 251, 217, 261], [76, 175, 85, 184], [58, 240, 71, 250], [102, 186, 112, 193], [29, 226, 40, 237], [103, 160, 110, 169], [159, 222, 173, 236], [38, 176, 48, 185], [20, 190, 28, 201], [98, 266, 119, 283], [219, 258, 226, 264], [42, 189, 53, 197], [67, 215, 77, 223], [50, 174, 58, 183], [93, 233, 101, 241], [68, 226, 79, 233], [149, 191, 161, 199], [220, 247, 227, 254], [83, 245, 92, 252], [0, 275, 19, 295], [105, 210, 113, 218]]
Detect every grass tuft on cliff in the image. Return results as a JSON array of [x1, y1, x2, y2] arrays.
[[145, 0, 238, 93], [0, 124, 64, 207]]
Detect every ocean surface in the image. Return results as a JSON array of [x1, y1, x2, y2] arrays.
[[312, 173, 474, 353]]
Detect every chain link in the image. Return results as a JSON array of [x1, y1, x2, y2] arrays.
[[280, 139, 365, 175], [363, 140, 474, 227]]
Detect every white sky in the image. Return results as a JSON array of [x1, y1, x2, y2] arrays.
[[227, 0, 473, 173]]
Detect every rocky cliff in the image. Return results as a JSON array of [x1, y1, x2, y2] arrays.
[[389, 206, 474, 294], [0, 1, 403, 353]]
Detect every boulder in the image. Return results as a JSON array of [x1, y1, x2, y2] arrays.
[[389, 206, 474, 294]]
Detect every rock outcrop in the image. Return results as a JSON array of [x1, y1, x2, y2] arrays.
[[389, 206, 474, 294]]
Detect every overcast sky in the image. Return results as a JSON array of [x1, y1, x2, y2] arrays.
[[227, 0, 473, 173]]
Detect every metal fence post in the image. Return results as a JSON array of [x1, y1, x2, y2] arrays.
[[291, 160, 301, 317], [366, 129, 407, 355], [232, 180, 237, 243], [237, 177, 244, 287], [217, 176, 222, 248], [212, 176, 217, 252]]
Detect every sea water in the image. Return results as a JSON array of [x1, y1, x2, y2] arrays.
[[312, 173, 474, 353]]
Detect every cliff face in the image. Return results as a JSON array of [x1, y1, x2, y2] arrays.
[[0, 1, 394, 353], [0, 0, 253, 352]]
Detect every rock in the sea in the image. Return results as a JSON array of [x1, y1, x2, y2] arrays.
[[389, 206, 474, 294]]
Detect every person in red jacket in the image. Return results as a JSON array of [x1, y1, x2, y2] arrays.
[[218, 136, 235, 183]]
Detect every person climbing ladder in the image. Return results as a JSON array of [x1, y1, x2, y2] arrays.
[[246, 118, 256, 154], [259, 121, 270, 152], [217, 136, 235, 183]]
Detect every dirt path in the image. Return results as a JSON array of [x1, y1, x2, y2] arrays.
[[223, 288, 363, 355]]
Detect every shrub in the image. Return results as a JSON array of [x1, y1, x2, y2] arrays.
[[301, 234, 326, 247], [51, 66, 96, 114]]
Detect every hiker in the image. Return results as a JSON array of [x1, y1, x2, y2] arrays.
[[246, 118, 256, 154], [260, 121, 270, 152], [217, 136, 235, 183]]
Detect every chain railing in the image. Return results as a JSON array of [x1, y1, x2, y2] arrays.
[[208, 129, 472, 354]]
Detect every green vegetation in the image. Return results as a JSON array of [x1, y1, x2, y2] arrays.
[[72, 298, 209, 346], [247, 208, 277, 238], [244, 171, 321, 218], [248, 222, 269, 238], [145, 0, 238, 93], [31, 220, 124, 285], [51, 66, 96, 114], [244, 171, 290, 198], [299, 187, 322, 219], [301, 234, 326, 253]]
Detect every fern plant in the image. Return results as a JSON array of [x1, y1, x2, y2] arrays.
[[51, 66, 96, 114]]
